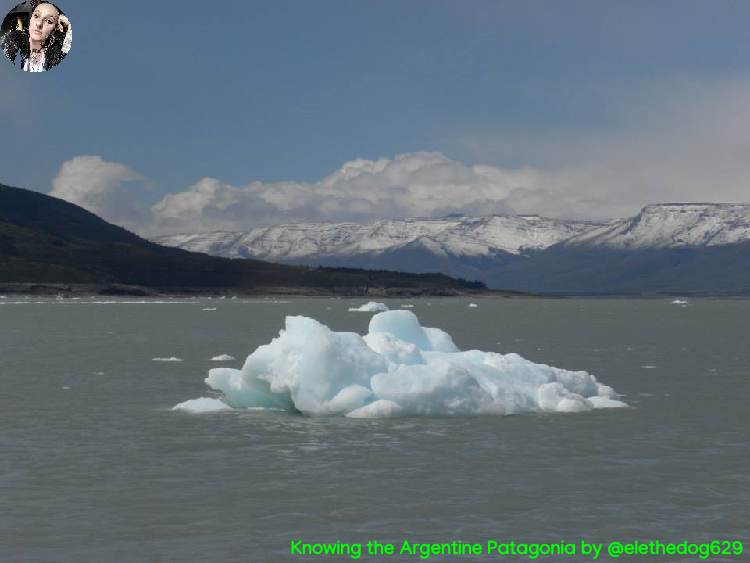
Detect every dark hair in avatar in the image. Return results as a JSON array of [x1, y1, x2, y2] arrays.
[[1, 1, 71, 71]]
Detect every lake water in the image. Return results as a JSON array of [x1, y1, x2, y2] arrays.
[[1, 297, 748, 562]]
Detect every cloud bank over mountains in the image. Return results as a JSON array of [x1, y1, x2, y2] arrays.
[[50, 152, 596, 236], [48, 77, 750, 237], [47, 148, 744, 238]]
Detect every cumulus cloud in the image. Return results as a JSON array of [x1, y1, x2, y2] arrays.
[[146, 152, 652, 234], [56, 152, 560, 235], [150, 152, 541, 233], [50, 156, 151, 232]]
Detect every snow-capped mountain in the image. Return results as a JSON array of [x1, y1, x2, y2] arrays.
[[485, 203, 750, 294], [153, 204, 750, 294], [154, 214, 600, 263], [563, 203, 750, 249]]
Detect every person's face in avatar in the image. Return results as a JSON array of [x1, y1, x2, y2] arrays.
[[29, 3, 59, 45]]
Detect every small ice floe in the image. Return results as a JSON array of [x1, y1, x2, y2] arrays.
[[671, 299, 689, 304], [172, 397, 232, 413], [202, 308, 217, 311], [62, 386, 70, 390], [153, 357, 184, 362], [401, 304, 414, 308], [468, 303, 478, 308], [641, 365, 657, 369], [211, 354, 235, 361], [348, 302, 389, 312]]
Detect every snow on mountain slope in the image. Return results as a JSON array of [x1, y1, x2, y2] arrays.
[[563, 203, 750, 250], [154, 215, 599, 261]]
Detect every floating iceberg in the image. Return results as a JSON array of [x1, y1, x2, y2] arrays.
[[173, 397, 233, 413], [348, 302, 389, 312], [211, 354, 235, 361], [153, 357, 184, 362], [176, 311, 626, 418]]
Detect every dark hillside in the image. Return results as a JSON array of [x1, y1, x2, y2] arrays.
[[0, 184, 489, 295]]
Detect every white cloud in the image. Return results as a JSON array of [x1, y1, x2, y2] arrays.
[[50, 156, 151, 233], [148, 152, 535, 233], [146, 151, 641, 234]]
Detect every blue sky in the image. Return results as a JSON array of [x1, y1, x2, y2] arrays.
[[2, 0, 750, 234]]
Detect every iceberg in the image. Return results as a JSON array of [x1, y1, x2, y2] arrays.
[[176, 310, 626, 418], [348, 302, 389, 312], [173, 397, 232, 413], [211, 354, 235, 361]]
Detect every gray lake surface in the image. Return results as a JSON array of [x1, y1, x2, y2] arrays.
[[1, 297, 748, 562]]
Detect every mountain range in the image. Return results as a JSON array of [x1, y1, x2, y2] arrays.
[[0, 184, 488, 296], [155, 203, 750, 295], [154, 215, 602, 280]]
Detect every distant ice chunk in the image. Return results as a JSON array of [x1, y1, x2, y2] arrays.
[[468, 303, 478, 308], [671, 299, 689, 304], [202, 307, 217, 311], [153, 357, 183, 362], [211, 354, 235, 361], [177, 310, 626, 418], [349, 302, 389, 312], [173, 397, 232, 413]]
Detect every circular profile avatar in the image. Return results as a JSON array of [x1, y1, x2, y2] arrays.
[[1, 1, 71, 71]]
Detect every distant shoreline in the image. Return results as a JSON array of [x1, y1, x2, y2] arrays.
[[0, 282, 530, 299], [1, 283, 746, 299]]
